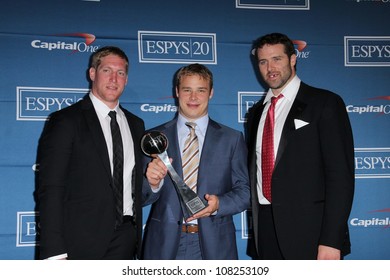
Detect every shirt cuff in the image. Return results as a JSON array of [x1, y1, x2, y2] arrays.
[[46, 253, 68, 260]]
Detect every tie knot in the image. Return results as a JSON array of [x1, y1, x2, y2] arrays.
[[271, 94, 283, 105], [108, 110, 117, 120], [185, 122, 197, 131]]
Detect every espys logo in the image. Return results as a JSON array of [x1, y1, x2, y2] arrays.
[[140, 96, 178, 114], [138, 31, 217, 64], [347, 0, 390, 4], [354, 148, 390, 179], [237, 92, 265, 123], [16, 87, 88, 121], [241, 210, 252, 239], [347, 96, 390, 115], [344, 36, 390, 66], [350, 208, 390, 229], [16, 211, 39, 247], [31, 33, 99, 53], [236, 0, 310, 10]]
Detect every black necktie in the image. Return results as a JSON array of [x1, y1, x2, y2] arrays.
[[108, 111, 124, 227]]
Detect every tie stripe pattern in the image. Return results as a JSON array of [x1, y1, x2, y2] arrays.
[[182, 122, 199, 192], [261, 94, 283, 202], [108, 111, 124, 227]]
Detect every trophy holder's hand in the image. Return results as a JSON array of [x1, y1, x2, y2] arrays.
[[146, 156, 170, 189], [185, 194, 219, 222], [140, 131, 207, 218]]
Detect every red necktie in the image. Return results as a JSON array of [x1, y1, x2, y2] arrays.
[[261, 94, 283, 202]]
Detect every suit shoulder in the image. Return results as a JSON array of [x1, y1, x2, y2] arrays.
[[301, 82, 343, 100], [210, 119, 243, 137], [121, 107, 144, 125], [147, 119, 176, 132]]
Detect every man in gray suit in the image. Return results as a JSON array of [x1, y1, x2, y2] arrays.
[[142, 63, 250, 260]]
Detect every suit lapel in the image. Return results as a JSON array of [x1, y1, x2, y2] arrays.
[[164, 120, 183, 177], [275, 89, 307, 167], [197, 119, 221, 192], [81, 96, 112, 180]]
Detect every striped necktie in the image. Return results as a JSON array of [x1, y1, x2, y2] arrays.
[[182, 122, 200, 192]]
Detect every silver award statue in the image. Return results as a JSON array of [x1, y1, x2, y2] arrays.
[[141, 131, 207, 219]]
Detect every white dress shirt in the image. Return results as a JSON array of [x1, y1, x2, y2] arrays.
[[90, 92, 135, 216], [256, 75, 301, 205]]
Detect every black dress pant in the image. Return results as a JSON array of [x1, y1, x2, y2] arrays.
[[257, 204, 284, 260], [102, 217, 137, 260]]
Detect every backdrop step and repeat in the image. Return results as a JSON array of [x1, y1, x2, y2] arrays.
[[0, 0, 389, 260]]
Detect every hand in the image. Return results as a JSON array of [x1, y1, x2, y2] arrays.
[[146, 156, 169, 189], [317, 245, 341, 260], [186, 194, 219, 222]]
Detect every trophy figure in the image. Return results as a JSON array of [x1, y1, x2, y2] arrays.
[[141, 131, 207, 219]]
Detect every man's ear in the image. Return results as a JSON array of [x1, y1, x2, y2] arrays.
[[89, 67, 96, 81]]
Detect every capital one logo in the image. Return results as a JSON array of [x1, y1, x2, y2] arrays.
[[347, 96, 390, 115], [16, 87, 88, 121], [138, 31, 217, 64], [31, 33, 99, 54], [350, 209, 390, 229], [16, 211, 39, 247], [344, 36, 390, 66]]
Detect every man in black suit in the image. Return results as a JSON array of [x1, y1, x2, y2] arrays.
[[37, 46, 145, 259], [246, 33, 355, 260]]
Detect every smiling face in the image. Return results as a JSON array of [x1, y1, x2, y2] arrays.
[[176, 74, 213, 121], [256, 43, 296, 95], [89, 54, 128, 109]]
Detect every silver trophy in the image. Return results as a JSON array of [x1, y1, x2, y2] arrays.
[[141, 131, 207, 219]]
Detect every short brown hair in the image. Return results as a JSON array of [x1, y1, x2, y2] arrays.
[[90, 46, 129, 73], [175, 63, 213, 89]]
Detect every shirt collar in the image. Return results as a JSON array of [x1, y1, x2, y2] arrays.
[[177, 113, 209, 136], [89, 92, 121, 118], [263, 75, 301, 104]]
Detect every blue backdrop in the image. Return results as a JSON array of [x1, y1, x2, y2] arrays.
[[0, 0, 389, 260]]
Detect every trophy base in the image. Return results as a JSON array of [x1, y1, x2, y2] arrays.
[[186, 196, 207, 215]]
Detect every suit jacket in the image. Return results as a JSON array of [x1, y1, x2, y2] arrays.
[[246, 82, 355, 259], [142, 118, 250, 260], [37, 95, 145, 260]]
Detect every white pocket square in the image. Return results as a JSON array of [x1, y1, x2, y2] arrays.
[[294, 119, 309, 130]]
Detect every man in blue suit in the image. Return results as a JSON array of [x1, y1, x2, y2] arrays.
[[142, 63, 250, 260]]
